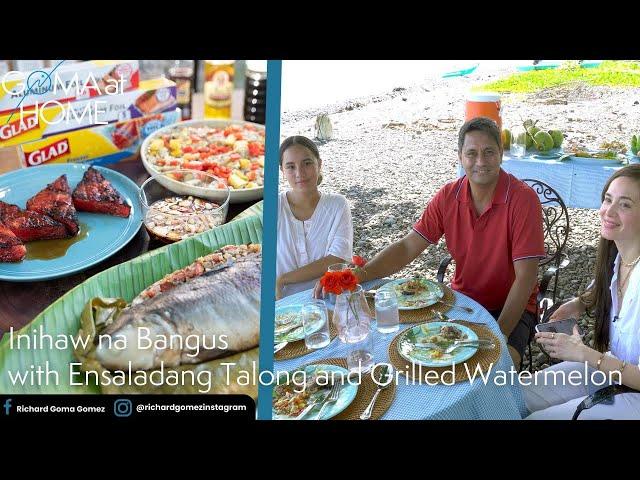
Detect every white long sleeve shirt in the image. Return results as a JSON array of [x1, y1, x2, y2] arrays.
[[276, 191, 353, 298], [609, 253, 640, 364]]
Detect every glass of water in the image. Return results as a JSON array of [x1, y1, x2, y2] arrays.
[[346, 323, 374, 374], [301, 300, 331, 350], [510, 125, 527, 158], [374, 289, 400, 333]]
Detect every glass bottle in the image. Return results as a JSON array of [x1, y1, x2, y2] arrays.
[[168, 60, 195, 120], [243, 60, 267, 124], [204, 60, 234, 119]]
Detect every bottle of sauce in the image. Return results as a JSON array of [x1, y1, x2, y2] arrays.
[[204, 60, 234, 119], [243, 60, 267, 125], [168, 60, 195, 120]]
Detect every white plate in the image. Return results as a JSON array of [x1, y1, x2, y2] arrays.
[[140, 119, 265, 204]]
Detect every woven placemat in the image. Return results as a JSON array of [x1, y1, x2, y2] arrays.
[[275, 311, 337, 361], [301, 357, 396, 420], [387, 321, 502, 384], [366, 283, 456, 324]]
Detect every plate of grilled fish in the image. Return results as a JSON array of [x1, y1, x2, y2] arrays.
[[0, 216, 263, 395], [0, 164, 142, 281]]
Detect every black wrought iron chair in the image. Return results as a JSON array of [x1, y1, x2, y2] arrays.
[[436, 179, 571, 370]]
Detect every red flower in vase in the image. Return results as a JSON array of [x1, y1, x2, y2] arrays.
[[320, 269, 359, 295]]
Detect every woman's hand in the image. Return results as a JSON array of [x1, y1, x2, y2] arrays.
[[276, 276, 285, 300], [535, 325, 586, 362], [548, 298, 585, 322]]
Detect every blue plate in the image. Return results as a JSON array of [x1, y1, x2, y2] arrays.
[[568, 155, 623, 166], [272, 364, 358, 420], [379, 278, 444, 310], [274, 304, 326, 343], [0, 164, 142, 281], [397, 322, 479, 367]]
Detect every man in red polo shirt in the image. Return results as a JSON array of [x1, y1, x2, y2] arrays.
[[339, 117, 545, 366]]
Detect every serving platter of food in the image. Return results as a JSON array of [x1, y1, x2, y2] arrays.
[[0, 164, 142, 281], [140, 119, 265, 204], [378, 278, 445, 310]]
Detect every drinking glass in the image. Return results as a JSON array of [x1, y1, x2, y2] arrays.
[[374, 289, 399, 333], [346, 323, 374, 374], [510, 125, 527, 158], [301, 300, 331, 350]]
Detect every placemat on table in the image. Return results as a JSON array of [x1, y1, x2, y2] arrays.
[[299, 357, 396, 420], [275, 311, 337, 361], [366, 283, 456, 324], [387, 321, 502, 384]]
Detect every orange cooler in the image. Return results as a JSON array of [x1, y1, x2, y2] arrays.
[[465, 92, 502, 130]]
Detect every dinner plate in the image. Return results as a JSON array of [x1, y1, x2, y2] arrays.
[[397, 322, 479, 368], [274, 304, 326, 343], [0, 164, 142, 281], [272, 364, 358, 420], [378, 278, 444, 310]]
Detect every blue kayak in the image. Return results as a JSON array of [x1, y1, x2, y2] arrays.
[[580, 60, 603, 69], [517, 61, 561, 71], [442, 64, 479, 78]]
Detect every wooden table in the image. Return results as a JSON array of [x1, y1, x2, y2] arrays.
[[0, 156, 258, 335]]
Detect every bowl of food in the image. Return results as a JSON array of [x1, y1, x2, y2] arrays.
[[139, 169, 229, 243], [140, 119, 265, 204]]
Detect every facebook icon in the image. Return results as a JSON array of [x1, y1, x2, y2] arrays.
[[3, 398, 11, 415]]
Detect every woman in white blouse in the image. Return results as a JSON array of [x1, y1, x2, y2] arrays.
[[276, 136, 353, 299], [524, 164, 640, 419]]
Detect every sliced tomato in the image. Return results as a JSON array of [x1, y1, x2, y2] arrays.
[[185, 160, 204, 170], [248, 142, 265, 157], [182, 145, 194, 153], [250, 162, 261, 170]]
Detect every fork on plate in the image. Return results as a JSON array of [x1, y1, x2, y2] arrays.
[[314, 382, 341, 420], [415, 338, 495, 354]]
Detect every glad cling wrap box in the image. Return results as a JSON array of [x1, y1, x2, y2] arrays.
[[19, 108, 181, 167], [0, 77, 177, 148], [0, 60, 140, 114]]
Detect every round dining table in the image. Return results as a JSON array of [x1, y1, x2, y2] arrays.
[[273, 279, 529, 420]]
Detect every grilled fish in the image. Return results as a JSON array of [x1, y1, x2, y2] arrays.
[[72, 167, 131, 218], [26, 174, 79, 236], [0, 200, 68, 242], [0, 221, 26, 262], [95, 250, 261, 370]]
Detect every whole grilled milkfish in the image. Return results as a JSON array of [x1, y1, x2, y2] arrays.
[[95, 252, 261, 370]]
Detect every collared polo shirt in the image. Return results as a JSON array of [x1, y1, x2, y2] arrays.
[[413, 169, 545, 312]]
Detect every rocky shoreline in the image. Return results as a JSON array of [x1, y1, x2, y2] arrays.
[[281, 66, 640, 370]]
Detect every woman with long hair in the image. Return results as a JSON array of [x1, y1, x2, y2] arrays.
[[524, 164, 640, 419], [276, 135, 353, 299]]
